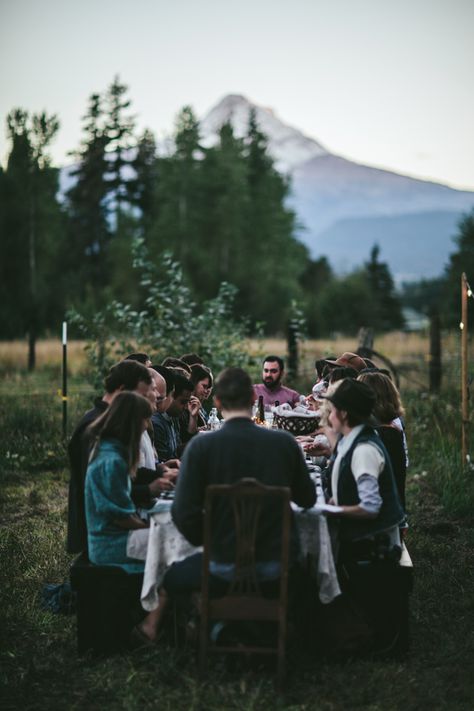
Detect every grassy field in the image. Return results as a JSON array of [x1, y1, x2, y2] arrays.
[[1, 336, 474, 710]]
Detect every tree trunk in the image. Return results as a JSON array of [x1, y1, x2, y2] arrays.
[[28, 330, 36, 372]]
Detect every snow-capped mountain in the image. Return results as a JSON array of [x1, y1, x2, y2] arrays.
[[200, 95, 474, 280], [200, 93, 327, 171]]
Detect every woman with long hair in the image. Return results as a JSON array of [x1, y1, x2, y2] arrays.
[[189, 364, 213, 428], [357, 371, 407, 510], [85, 391, 168, 644]]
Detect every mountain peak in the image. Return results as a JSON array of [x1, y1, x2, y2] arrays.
[[200, 94, 328, 170]]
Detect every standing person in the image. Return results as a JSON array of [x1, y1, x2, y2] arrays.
[[84, 391, 168, 644], [357, 371, 408, 510], [253, 355, 300, 408], [163, 367, 316, 601], [67, 360, 153, 555], [321, 378, 405, 651]]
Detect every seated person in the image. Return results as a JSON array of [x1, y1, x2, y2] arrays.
[[85, 390, 169, 643], [162, 367, 316, 603], [135, 368, 179, 500], [161, 356, 192, 377], [179, 352, 205, 367], [253, 355, 300, 408], [357, 371, 408, 510], [320, 378, 405, 651], [187, 364, 214, 431], [152, 372, 194, 460], [67, 359, 153, 555]]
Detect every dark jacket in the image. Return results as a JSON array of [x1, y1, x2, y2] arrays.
[[67, 398, 108, 554], [329, 426, 405, 543], [171, 417, 316, 563], [376, 425, 406, 510]]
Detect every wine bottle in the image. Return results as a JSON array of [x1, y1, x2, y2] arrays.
[[255, 395, 265, 425]]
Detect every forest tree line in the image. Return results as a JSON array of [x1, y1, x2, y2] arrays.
[[1, 77, 472, 359]]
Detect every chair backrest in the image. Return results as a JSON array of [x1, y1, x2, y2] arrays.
[[202, 477, 291, 599]]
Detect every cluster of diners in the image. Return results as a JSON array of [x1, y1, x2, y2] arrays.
[[67, 349, 409, 659]]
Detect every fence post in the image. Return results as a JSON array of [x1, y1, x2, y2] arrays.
[[461, 273, 469, 466], [429, 309, 442, 392], [358, 327, 374, 352], [62, 321, 68, 438], [287, 320, 298, 381]]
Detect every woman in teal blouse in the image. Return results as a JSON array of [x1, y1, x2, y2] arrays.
[[85, 391, 169, 644]]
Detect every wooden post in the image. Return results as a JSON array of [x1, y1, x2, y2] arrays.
[[461, 274, 469, 466], [287, 320, 298, 381], [62, 321, 68, 438], [358, 327, 374, 352], [429, 310, 442, 392]]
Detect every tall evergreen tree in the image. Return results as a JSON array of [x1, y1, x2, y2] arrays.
[[443, 209, 474, 326], [66, 93, 111, 297], [148, 106, 202, 263], [104, 76, 136, 224], [129, 128, 158, 226], [0, 109, 62, 367], [365, 244, 404, 331], [196, 122, 249, 295], [241, 109, 308, 331], [300, 256, 334, 336]]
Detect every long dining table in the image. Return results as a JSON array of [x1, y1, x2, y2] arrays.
[[127, 467, 341, 612]]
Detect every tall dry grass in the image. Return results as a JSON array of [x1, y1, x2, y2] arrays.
[[0, 340, 88, 375], [0, 330, 468, 393]]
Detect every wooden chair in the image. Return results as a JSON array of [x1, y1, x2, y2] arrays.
[[199, 478, 291, 688]]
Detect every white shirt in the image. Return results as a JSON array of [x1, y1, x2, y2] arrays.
[[139, 431, 156, 470], [331, 425, 400, 546]]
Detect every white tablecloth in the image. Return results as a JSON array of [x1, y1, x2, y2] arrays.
[[127, 471, 341, 611]]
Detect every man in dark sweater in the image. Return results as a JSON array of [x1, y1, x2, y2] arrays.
[[67, 360, 153, 555], [165, 367, 316, 595]]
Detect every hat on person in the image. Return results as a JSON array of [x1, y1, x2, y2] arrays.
[[323, 352, 367, 373], [322, 378, 376, 420]]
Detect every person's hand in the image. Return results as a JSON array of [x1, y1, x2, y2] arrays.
[[303, 442, 331, 458], [303, 433, 331, 458], [148, 476, 175, 496], [188, 395, 201, 418], [164, 458, 180, 470], [161, 466, 178, 484]]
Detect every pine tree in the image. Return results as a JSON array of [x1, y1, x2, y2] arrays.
[[129, 128, 158, 225], [66, 93, 111, 296], [148, 106, 202, 264], [442, 210, 474, 326], [241, 109, 308, 331], [0, 109, 62, 367], [104, 76, 136, 225], [365, 244, 404, 331], [300, 257, 334, 336], [196, 122, 249, 295]]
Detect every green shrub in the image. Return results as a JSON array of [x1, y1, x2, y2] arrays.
[[68, 239, 264, 387]]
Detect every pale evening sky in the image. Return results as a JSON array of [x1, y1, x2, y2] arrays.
[[1, 0, 473, 190]]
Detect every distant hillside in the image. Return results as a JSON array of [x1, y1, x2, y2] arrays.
[[311, 211, 461, 282]]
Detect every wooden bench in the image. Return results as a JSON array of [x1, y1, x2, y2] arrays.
[[70, 553, 143, 655]]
